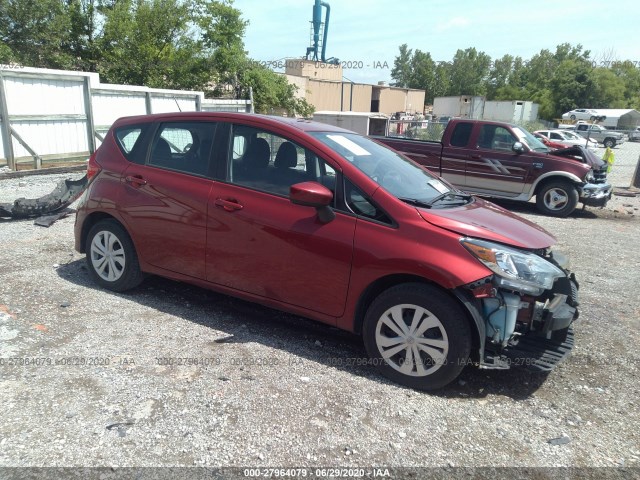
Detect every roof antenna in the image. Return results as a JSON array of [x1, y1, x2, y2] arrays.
[[173, 96, 182, 112]]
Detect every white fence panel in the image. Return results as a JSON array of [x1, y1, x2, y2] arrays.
[[4, 76, 85, 116], [93, 91, 147, 127], [0, 66, 251, 170], [151, 95, 198, 113], [11, 120, 88, 159]]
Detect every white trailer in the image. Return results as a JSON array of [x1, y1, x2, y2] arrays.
[[432, 96, 484, 119], [482, 100, 539, 123], [312, 111, 389, 136]]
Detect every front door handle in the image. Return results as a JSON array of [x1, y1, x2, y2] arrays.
[[214, 198, 244, 212], [470, 154, 481, 160], [125, 175, 147, 187]]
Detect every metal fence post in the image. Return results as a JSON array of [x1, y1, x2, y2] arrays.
[[632, 154, 640, 189], [145, 92, 153, 114], [83, 76, 96, 155], [0, 73, 16, 170]]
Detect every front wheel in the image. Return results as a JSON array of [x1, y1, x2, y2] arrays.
[[85, 219, 144, 292], [536, 180, 579, 217], [362, 283, 471, 390], [603, 138, 616, 148]]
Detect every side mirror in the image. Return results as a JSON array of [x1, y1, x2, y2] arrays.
[[512, 141, 526, 154], [289, 181, 335, 224]]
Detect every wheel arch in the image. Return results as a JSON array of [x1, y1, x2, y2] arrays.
[[352, 275, 484, 363], [532, 172, 582, 196], [79, 212, 127, 253]]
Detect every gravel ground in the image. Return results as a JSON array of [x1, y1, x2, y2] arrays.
[[0, 143, 639, 475]]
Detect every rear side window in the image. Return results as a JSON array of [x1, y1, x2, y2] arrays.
[[450, 122, 473, 147], [114, 124, 148, 164], [148, 122, 216, 177]]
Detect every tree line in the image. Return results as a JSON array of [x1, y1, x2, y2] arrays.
[[391, 43, 640, 120], [0, 0, 314, 116]]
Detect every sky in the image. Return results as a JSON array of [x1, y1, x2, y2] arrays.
[[233, 0, 640, 85]]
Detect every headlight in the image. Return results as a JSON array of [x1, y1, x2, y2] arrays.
[[584, 170, 595, 183], [461, 238, 565, 295]]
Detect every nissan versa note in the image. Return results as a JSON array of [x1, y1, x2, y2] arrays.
[[74, 112, 579, 390]]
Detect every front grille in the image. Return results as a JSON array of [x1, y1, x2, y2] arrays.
[[592, 167, 608, 184]]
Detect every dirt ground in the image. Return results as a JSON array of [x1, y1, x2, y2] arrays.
[[1, 142, 639, 477]]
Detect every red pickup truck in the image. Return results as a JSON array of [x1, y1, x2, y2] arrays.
[[377, 119, 611, 217]]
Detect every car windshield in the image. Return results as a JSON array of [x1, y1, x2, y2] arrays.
[[311, 132, 466, 205], [512, 126, 549, 152], [561, 131, 582, 141]]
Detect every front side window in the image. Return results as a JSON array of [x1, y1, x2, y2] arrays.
[[228, 125, 338, 200], [477, 125, 517, 151], [148, 122, 216, 176]]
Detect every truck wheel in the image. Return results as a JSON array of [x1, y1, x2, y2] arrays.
[[603, 138, 616, 148], [536, 180, 579, 217], [570, 115, 576, 120], [362, 283, 471, 390], [86, 219, 144, 292]]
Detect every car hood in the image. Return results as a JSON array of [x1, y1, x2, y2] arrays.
[[550, 145, 605, 169], [418, 198, 556, 249]]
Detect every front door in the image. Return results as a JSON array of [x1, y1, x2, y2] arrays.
[[465, 124, 532, 196], [205, 124, 356, 318]]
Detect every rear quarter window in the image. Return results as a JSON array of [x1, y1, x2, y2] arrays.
[[114, 124, 149, 164]]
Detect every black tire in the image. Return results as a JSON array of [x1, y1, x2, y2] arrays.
[[85, 219, 144, 292], [362, 283, 472, 390], [589, 116, 596, 121], [536, 180, 579, 217], [603, 138, 616, 148], [570, 114, 576, 120]]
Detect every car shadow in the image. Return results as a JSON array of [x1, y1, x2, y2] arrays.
[[488, 198, 600, 219], [57, 259, 551, 400]]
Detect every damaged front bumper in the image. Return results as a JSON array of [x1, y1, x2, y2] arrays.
[[457, 269, 580, 373], [580, 181, 612, 208]]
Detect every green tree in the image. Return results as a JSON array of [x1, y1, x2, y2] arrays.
[[98, 0, 210, 90], [446, 47, 492, 96], [239, 61, 314, 117], [199, 0, 248, 93], [390, 44, 413, 88], [409, 49, 436, 103], [0, 0, 74, 68]]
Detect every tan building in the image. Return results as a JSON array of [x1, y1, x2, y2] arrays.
[[283, 59, 425, 115]]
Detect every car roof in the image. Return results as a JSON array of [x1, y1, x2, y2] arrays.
[[112, 112, 353, 134]]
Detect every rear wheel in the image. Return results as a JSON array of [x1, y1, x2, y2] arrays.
[[536, 180, 579, 217], [362, 283, 471, 390], [86, 219, 144, 292], [570, 114, 576, 120]]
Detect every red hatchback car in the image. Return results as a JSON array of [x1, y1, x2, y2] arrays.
[[75, 112, 579, 390]]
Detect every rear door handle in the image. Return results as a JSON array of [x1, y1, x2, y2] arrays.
[[125, 175, 147, 187], [214, 198, 243, 212], [470, 154, 481, 159]]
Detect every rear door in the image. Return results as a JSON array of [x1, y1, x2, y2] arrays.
[[464, 124, 532, 196], [205, 123, 357, 318], [118, 121, 217, 279]]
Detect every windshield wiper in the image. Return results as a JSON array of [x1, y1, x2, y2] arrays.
[[399, 197, 434, 209], [426, 191, 473, 206], [399, 192, 472, 209]]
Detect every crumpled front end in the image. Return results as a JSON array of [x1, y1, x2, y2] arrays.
[[459, 239, 579, 372]]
